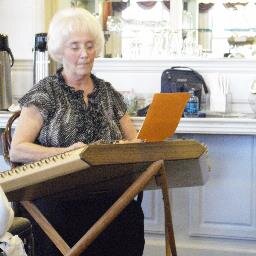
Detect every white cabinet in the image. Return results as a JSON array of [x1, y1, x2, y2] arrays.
[[140, 132, 256, 256]]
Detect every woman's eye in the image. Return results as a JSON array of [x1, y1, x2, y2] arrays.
[[71, 46, 80, 50]]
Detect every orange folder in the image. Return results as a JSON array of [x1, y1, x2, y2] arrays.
[[137, 93, 190, 142]]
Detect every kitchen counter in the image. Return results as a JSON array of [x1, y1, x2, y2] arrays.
[[132, 115, 256, 135], [1, 111, 256, 135]]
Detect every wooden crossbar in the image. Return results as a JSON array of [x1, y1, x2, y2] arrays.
[[21, 160, 177, 256]]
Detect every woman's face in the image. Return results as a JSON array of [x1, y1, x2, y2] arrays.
[[62, 32, 96, 79]]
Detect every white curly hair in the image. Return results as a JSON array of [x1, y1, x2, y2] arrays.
[[47, 7, 104, 62]]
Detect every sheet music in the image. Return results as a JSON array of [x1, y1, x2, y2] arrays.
[[137, 93, 189, 142]]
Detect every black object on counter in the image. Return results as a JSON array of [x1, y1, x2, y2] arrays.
[[34, 33, 47, 52], [198, 112, 206, 118], [161, 66, 208, 110], [0, 33, 14, 66], [137, 105, 150, 117]]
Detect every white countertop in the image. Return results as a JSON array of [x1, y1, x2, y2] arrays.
[[132, 115, 256, 135], [0, 112, 255, 135]]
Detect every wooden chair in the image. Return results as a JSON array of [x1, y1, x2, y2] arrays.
[[1, 110, 21, 167], [2, 111, 178, 256], [1, 110, 34, 256]]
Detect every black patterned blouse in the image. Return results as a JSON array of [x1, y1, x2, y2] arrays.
[[18, 68, 127, 147]]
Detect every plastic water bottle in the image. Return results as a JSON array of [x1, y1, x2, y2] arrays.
[[184, 88, 199, 117]]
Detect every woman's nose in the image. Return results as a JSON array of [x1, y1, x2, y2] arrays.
[[80, 47, 88, 58]]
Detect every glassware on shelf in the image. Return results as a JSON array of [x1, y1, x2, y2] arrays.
[[249, 94, 256, 115], [106, 16, 123, 33], [121, 89, 149, 116], [130, 38, 142, 59], [150, 21, 169, 58], [248, 80, 256, 116], [181, 1, 195, 56], [168, 31, 182, 56], [105, 16, 123, 58]]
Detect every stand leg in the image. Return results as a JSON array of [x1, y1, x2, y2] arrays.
[[159, 163, 177, 256], [66, 160, 164, 256], [165, 224, 171, 256], [20, 159, 176, 256], [20, 201, 70, 255]]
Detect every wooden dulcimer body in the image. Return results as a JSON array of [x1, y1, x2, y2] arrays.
[[0, 140, 209, 201]]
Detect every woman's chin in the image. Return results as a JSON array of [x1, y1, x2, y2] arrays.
[[75, 68, 91, 77]]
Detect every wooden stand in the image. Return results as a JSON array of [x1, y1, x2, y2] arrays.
[[2, 140, 208, 256], [21, 160, 177, 256]]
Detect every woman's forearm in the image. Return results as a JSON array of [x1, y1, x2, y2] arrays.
[[10, 141, 86, 164], [120, 113, 138, 140], [9, 142, 68, 164]]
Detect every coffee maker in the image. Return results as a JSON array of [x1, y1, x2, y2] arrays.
[[0, 34, 14, 110]]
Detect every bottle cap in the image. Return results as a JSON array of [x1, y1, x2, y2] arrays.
[[198, 112, 206, 118]]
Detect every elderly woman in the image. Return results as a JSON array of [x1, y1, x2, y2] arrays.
[[10, 7, 144, 256]]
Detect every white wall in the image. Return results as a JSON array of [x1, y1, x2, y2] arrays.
[[0, 1, 46, 99], [0, 0, 38, 60]]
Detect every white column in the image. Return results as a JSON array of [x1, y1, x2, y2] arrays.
[[169, 0, 183, 55], [169, 0, 183, 33]]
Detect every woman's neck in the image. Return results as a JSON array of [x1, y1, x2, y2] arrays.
[[62, 72, 94, 94]]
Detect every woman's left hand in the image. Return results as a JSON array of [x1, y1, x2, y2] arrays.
[[116, 138, 143, 144]]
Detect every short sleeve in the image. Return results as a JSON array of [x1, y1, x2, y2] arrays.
[[18, 80, 55, 122], [109, 85, 127, 120]]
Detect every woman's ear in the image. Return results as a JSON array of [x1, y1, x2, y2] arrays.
[[0, 186, 14, 237]]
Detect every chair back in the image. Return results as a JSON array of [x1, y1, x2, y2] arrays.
[[1, 111, 21, 167], [0, 112, 34, 256]]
